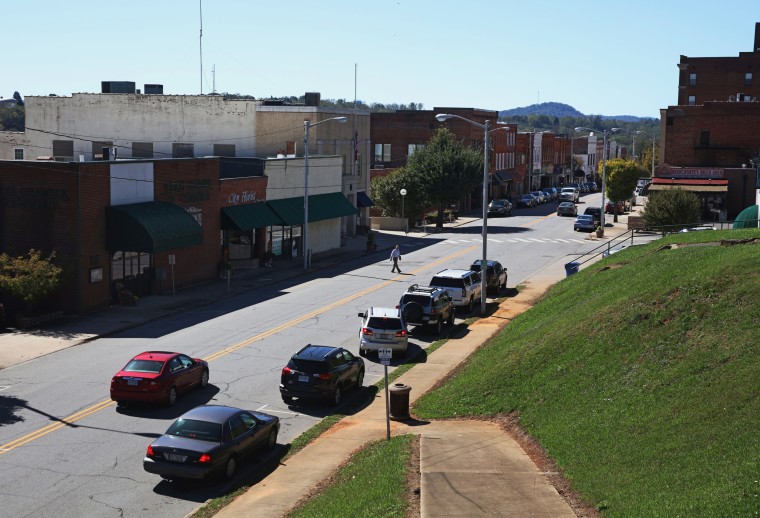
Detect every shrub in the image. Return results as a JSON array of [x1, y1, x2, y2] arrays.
[[0, 249, 62, 314], [641, 188, 701, 230]]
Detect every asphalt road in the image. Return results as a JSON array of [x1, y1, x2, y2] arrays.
[[0, 194, 607, 518]]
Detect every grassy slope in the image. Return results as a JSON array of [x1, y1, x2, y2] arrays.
[[413, 229, 760, 517]]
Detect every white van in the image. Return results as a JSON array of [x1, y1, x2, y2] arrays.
[[560, 187, 579, 202]]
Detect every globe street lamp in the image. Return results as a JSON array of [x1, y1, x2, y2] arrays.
[[400, 188, 408, 234], [304, 116, 348, 269], [575, 127, 608, 237], [435, 113, 491, 314]]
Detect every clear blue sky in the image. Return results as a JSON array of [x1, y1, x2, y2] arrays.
[[4, 0, 759, 119]]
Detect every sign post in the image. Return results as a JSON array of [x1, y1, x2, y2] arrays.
[[378, 348, 393, 440]]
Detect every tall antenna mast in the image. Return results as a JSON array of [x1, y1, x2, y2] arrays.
[[199, 0, 203, 94], [212, 64, 216, 94]]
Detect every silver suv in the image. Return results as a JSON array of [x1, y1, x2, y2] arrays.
[[429, 269, 482, 313], [398, 285, 455, 334], [358, 307, 408, 357]]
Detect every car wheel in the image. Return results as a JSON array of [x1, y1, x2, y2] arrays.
[[166, 386, 177, 407], [282, 395, 294, 404], [116, 401, 128, 409], [467, 297, 474, 313], [359, 348, 367, 357], [225, 456, 237, 480], [356, 369, 365, 388], [332, 386, 342, 406], [447, 310, 455, 326], [200, 369, 209, 388], [267, 428, 278, 450], [436, 317, 443, 334]]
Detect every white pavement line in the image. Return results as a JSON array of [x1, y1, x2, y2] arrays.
[[487, 238, 502, 242], [506, 239, 519, 243], [0, 386, 11, 391], [571, 239, 586, 243], [527, 238, 545, 242], [256, 404, 301, 416], [513, 238, 532, 242], [554, 238, 570, 243]]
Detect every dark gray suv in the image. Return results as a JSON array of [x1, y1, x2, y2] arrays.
[[280, 345, 364, 406], [398, 284, 455, 334]]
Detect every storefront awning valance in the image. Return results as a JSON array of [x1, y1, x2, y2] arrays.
[[106, 201, 202, 253], [221, 202, 284, 231], [268, 193, 358, 226], [648, 178, 728, 192], [357, 191, 374, 207]]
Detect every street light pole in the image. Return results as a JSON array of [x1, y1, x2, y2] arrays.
[[303, 116, 348, 270], [436, 113, 491, 314], [575, 127, 608, 236]]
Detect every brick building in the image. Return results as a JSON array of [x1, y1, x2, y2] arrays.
[[0, 155, 353, 315], [659, 22, 760, 219]]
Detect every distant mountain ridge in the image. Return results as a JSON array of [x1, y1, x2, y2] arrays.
[[499, 102, 652, 122]]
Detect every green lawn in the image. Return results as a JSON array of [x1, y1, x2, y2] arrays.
[[413, 229, 760, 517], [288, 435, 415, 518]]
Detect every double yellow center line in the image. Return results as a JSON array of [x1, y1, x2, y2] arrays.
[[0, 244, 477, 456]]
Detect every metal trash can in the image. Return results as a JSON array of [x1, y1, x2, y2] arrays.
[[564, 261, 580, 277], [389, 383, 412, 421]]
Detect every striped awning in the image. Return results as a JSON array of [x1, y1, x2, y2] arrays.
[[648, 178, 728, 192]]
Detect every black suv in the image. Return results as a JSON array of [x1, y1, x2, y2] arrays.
[[280, 345, 364, 406], [398, 285, 455, 334]]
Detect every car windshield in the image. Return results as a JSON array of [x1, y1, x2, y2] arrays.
[[288, 358, 329, 374], [489, 201, 505, 207], [124, 359, 164, 373], [430, 277, 463, 288], [577, 215, 592, 220], [367, 317, 403, 330], [166, 418, 222, 442]]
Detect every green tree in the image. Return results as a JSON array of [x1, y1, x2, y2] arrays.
[[604, 158, 644, 222], [641, 189, 702, 232], [0, 249, 62, 314], [406, 128, 483, 228], [370, 166, 429, 223]]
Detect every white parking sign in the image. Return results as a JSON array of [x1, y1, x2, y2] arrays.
[[378, 348, 393, 360]]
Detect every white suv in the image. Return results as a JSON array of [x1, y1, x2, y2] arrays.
[[560, 187, 580, 202], [429, 269, 482, 313], [358, 307, 408, 357]]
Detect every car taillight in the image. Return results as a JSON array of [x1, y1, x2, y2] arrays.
[[146, 445, 155, 457], [148, 381, 160, 391], [282, 367, 292, 375], [361, 327, 373, 336], [430, 307, 439, 314], [316, 373, 333, 380], [198, 454, 212, 464], [395, 330, 407, 337]]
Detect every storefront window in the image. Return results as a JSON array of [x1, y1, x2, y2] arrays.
[[228, 229, 255, 260]]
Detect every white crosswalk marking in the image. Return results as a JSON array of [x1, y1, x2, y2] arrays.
[[554, 238, 570, 243]]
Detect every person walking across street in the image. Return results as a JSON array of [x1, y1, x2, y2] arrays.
[[390, 244, 402, 273]]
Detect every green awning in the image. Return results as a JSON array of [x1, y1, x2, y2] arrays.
[[106, 201, 202, 253], [267, 193, 357, 226], [733, 205, 759, 229], [221, 202, 284, 231]]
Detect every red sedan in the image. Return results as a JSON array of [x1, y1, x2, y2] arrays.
[[110, 351, 209, 407]]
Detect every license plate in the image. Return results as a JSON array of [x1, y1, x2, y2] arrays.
[[166, 453, 187, 462], [378, 333, 389, 340], [127, 379, 138, 386], [298, 375, 309, 382]]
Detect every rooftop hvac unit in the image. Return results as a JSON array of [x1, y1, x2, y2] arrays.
[[101, 81, 136, 94], [144, 84, 163, 94]]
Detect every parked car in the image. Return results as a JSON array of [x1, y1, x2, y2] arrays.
[[557, 201, 577, 217], [542, 187, 558, 201], [530, 191, 547, 204], [578, 183, 590, 193], [487, 199, 513, 217], [469, 259, 507, 294], [429, 269, 483, 313], [143, 405, 279, 481], [573, 214, 597, 232], [110, 351, 210, 407], [398, 284, 455, 334], [358, 306, 408, 357], [583, 207, 602, 226], [516, 194, 538, 208], [559, 187, 580, 202], [605, 200, 631, 214], [280, 344, 364, 405], [584, 182, 598, 192]]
